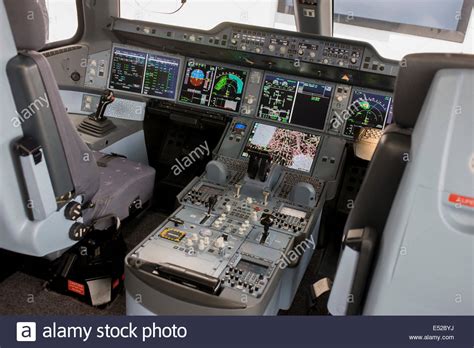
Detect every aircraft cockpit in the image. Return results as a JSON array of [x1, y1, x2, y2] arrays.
[[0, 0, 472, 321]]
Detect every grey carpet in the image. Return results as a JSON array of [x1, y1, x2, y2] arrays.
[[0, 211, 167, 315]]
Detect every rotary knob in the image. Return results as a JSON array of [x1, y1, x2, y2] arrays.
[[198, 239, 206, 251], [214, 236, 225, 249]]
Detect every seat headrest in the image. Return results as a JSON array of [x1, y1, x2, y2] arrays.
[[4, 0, 49, 51], [393, 53, 474, 128]]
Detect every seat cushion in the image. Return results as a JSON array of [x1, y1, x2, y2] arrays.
[[84, 153, 156, 225]]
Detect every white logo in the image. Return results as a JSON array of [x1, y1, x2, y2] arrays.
[[16, 322, 37, 342]]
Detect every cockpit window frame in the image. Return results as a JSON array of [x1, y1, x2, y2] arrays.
[[42, 0, 85, 51], [332, 0, 472, 43], [278, 0, 472, 43]]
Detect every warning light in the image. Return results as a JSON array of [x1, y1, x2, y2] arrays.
[[341, 74, 350, 82]]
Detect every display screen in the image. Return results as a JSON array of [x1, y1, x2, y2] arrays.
[[108, 45, 181, 100], [242, 123, 320, 173], [258, 74, 333, 130], [142, 54, 181, 99], [179, 60, 247, 112], [109, 47, 147, 94], [343, 90, 393, 137], [236, 259, 268, 277], [232, 122, 247, 136], [279, 207, 307, 219]]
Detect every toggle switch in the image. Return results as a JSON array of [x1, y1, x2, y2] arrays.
[[262, 190, 270, 206], [235, 183, 242, 198]]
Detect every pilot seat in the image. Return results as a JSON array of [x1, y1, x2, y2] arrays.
[[327, 53, 474, 315], [2, 0, 156, 257]]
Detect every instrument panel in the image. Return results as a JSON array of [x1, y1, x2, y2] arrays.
[[102, 43, 393, 140], [93, 20, 397, 140]]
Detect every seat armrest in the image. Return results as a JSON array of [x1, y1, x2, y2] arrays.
[[17, 137, 57, 220], [328, 227, 378, 315]]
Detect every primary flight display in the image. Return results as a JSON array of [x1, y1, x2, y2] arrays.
[[179, 59, 248, 113]]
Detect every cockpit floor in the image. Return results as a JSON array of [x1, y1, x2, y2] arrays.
[[0, 211, 167, 315]]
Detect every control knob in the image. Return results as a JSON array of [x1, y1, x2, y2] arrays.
[[214, 236, 225, 249], [198, 239, 206, 251]]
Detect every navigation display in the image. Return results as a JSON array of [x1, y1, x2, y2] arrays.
[[258, 74, 333, 130], [242, 123, 321, 173], [179, 59, 247, 113], [343, 89, 393, 137], [108, 45, 182, 100]]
